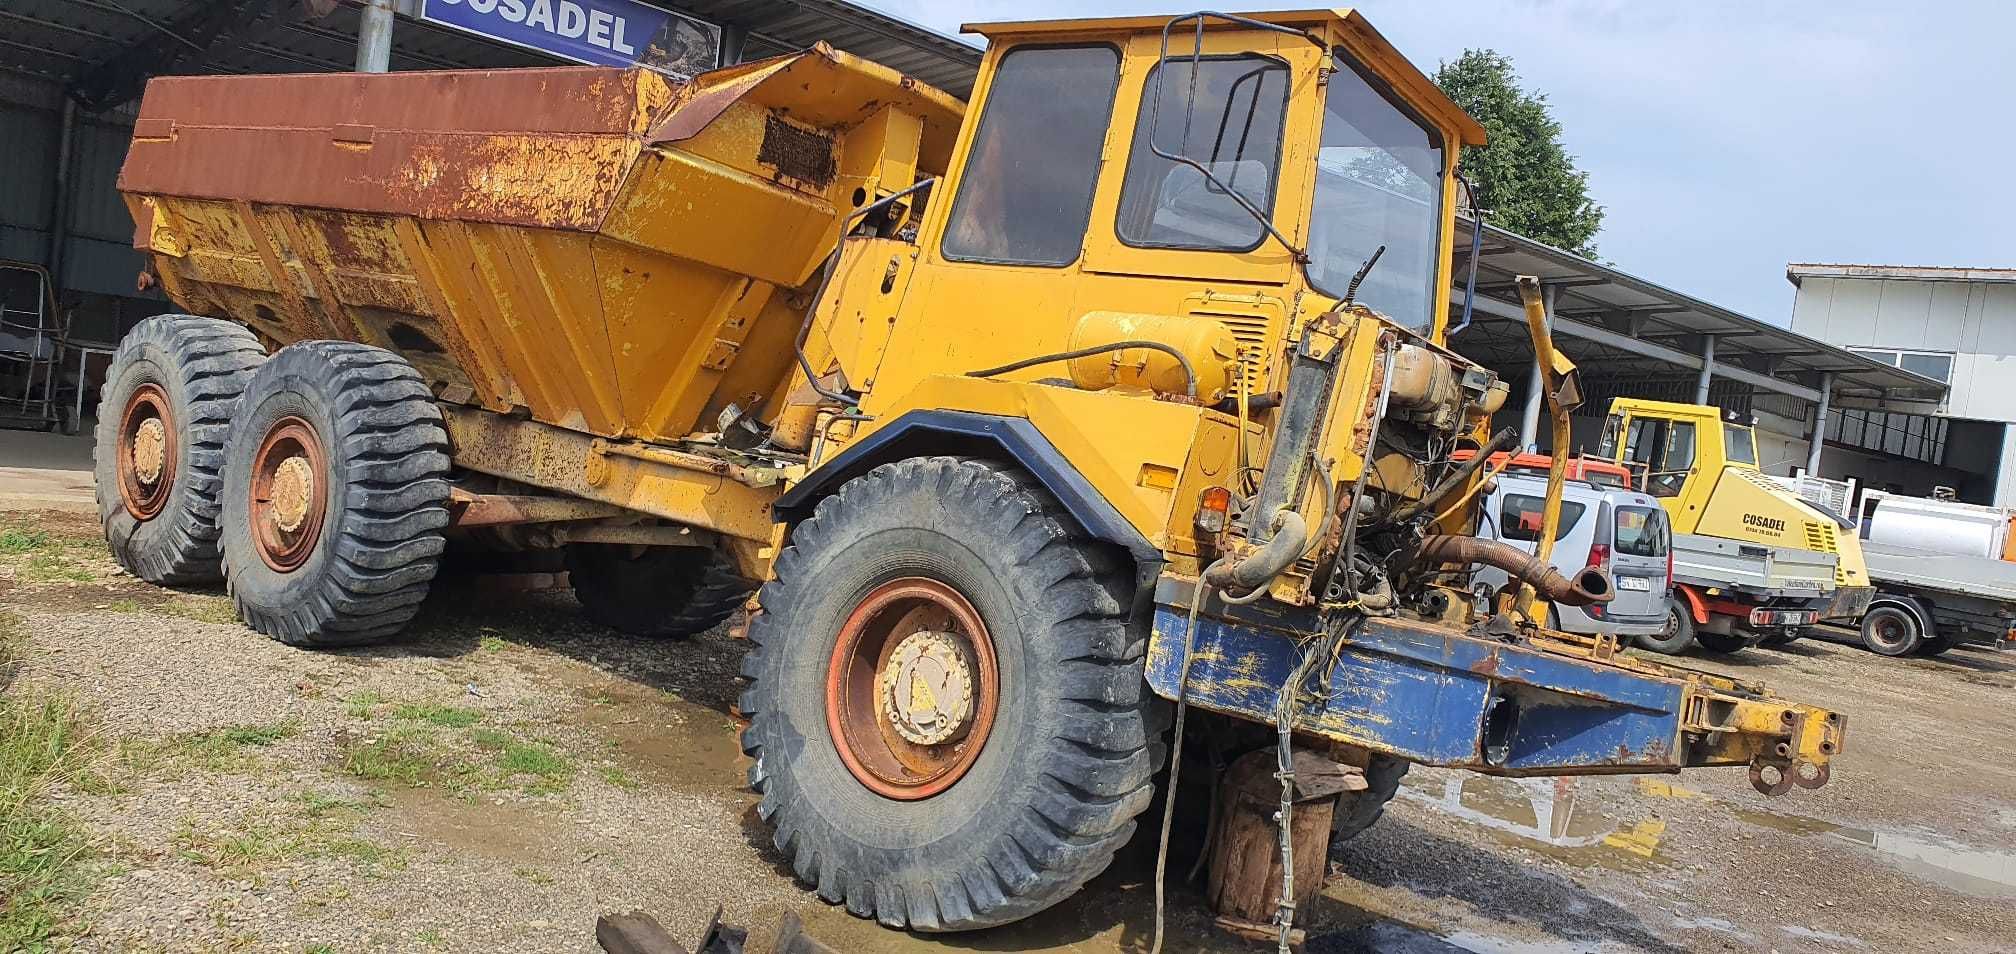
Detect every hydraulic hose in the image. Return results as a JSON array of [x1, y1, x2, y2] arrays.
[[1413, 534, 1614, 607], [1203, 510, 1308, 593]]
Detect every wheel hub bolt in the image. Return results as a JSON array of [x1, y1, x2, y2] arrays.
[[878, 630, 977, 746]]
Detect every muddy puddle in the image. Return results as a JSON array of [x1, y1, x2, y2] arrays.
[[1399, 773, 1659, 869], [1314, 921, 1627, 953]]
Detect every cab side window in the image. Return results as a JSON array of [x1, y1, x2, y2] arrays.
[[1115, 55, 1290, 251], [942, 46, 1122, 267]]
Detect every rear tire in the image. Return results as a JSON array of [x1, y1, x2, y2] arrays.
[[1860, 605, 1923, 657], [1330, 755, 1408, 844], [1694, 630, 1755, 654], [93, 315, 265, 584], [565, 543, 753, 638], [738, 457, 1166, 931], [1636, 600, 1697, 654], [220, 342, 450, 647]]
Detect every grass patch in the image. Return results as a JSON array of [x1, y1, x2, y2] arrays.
[[598, 765, 640, 791], [477, 634, 509, 653], [1, 615, 100, 949], [391, 704, 482, 729], [342, 720, 575, 797], [0, 527, 50, 554], [1, 522, 107, 585], [496, 741, 569, 779], [344, 690, 385, 720], [341, 728, 438, 787]]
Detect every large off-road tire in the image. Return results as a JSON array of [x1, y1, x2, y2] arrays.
[[93, 315, 266, 585], [565, 543, 753, 638], [1860, 604, 1923, 657], [219, 342, 450, 647], [738, 457, 1167, 931], [1636, 600, 1697, 655], [1330, 755, 1408, 844]]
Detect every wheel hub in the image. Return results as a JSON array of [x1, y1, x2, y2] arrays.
[[878, 630, 977, 746], [269, 456, 316, 533], [115, 383, 177, 520], [131, 418, 167, 485], [249, 417, 328, 572], [825, 578, 999, 800]]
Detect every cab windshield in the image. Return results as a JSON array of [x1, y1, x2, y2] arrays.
[[1307, 53, 1445, 332]]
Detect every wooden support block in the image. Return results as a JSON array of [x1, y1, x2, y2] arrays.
[[1204, 747, 1350, 941]]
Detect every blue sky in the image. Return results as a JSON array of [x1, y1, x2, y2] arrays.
[[871, 1, 2016, 325]]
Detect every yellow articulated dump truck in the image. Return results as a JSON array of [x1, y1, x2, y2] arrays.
[[108, 9, 1844, 936], [1597, 398, 1874, 654]]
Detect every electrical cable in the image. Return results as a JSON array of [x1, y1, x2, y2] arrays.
[[966, 340, 1200, 399]]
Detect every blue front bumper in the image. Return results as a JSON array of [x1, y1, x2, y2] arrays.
[[1145, 599, 1698, 775]]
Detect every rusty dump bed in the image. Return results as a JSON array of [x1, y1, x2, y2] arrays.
[[118, 50, 964, 443]]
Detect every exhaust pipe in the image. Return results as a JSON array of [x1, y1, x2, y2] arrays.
[[1414, 535, 1614, 607]]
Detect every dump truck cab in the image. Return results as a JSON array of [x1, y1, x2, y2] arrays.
[[1599, 397, 1875, 641], [796, 9, 1492, 577]]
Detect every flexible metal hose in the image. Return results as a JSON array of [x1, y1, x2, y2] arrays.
[[1414, 534, 1614, 607]]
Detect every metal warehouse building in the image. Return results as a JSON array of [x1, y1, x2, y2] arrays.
[[0, 0, 1944, 468], [1788, 264, 2016, 506]]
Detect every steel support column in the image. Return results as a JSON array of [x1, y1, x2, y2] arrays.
[[1695, 335, 1716, 404], [1806, 373, 1833, 475], [1519, 284, 1556, 452], [355, 0, 394, 72], [44, 97, 76, 291], [720, 22, 748, 65]]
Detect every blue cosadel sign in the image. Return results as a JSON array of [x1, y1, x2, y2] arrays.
[[422, 0, 722, 80]]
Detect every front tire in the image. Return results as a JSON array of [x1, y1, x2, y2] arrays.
[[93, 315, 265, 584], [220, 342, 450, 646], [738, 457, 1165, 931]]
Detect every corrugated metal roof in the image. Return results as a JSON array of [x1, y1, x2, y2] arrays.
[[1452, 219, 1946, 405], [0, 0, 979, 103], [1787, 263, 2016, 286]]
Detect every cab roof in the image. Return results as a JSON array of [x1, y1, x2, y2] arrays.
[[961, 9, 1487, 147]]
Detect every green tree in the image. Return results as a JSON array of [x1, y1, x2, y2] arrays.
[[1434, 50, 1604, 258]]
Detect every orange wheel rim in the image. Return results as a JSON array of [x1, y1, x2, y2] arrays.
[[248, 417, 328, 573], [824, 578, 999, 800], [115, 383, 176, 521]]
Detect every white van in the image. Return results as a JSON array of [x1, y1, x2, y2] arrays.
[[1475, 473, 1673, 639]]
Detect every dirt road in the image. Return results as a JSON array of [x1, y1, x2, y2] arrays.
[[3, 506, 2011, 953]]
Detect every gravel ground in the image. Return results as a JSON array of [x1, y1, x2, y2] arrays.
[[3, 507, 2012, 953]]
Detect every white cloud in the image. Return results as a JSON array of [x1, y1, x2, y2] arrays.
[[873, 1, 2016, 323]]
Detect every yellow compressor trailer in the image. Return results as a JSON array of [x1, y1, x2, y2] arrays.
[[106, 9, 1844, 936]]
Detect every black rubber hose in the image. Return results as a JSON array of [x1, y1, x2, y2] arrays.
[[967, 340, 1199, 399]]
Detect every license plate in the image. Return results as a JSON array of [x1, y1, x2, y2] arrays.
[[1617, 576, 1653, 591]]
